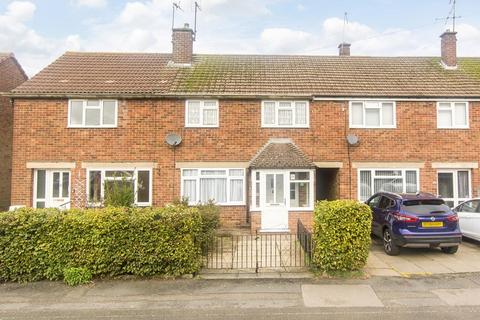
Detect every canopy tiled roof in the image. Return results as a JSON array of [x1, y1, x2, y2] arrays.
[[11, 52, 480, 98], [250, 140, 314, 169]]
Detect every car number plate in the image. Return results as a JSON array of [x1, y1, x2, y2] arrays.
[[422, 221, 444, 228]]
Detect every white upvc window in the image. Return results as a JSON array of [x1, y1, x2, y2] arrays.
[[68, 99, 118, 128], [181, 168, 245, 205], [437, 102, 469, 129], [349, 101, 396, 128], [437, 170, 471, 208], [358, 169, 419, 201], [261, 101, 309, 128], [86, 168, 152, 206], [185, 100, 219, 127]]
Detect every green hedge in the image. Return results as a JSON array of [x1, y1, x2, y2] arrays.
[[312, 200, 372, 272], [0, 205, 204, 282]]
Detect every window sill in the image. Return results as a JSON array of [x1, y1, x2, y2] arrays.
[[261, 125, 310, 129], [349, 126, 397, 129], [68, 125, 118, 129], [185, 125, 219, 128], [436, 127, 470, 130]]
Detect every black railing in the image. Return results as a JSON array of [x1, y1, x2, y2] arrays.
[[203, 223, 314, 272]]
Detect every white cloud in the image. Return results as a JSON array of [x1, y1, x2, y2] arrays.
[[0, 1, 82, 75], [260, 28, 312, 54], [75, 0, 107, 8]]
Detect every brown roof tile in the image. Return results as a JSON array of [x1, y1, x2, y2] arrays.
[[11, 52, 480, 97], [250, 140, 314, 169]]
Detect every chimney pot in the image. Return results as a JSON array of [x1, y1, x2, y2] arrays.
[[440, 31, 457, 69], [338, 43, 351, 56], [172, 24, 194, 65]]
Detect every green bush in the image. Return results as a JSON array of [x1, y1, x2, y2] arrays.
[[312, 200, 372, 272], [170, 198, 220, 253], [63, 267, 92, 286], [0, 205, 203, 282], [103, 178, 135, 207]]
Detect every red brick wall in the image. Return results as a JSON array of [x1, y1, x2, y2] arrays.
[[10, 98, 480, 228], [0, 57, 27, 210]]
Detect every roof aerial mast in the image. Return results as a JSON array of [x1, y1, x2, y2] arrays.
[[172, 2, 183, 30], [193, 1, 201, 41]]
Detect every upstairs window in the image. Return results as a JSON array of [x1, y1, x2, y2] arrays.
[[261, 101, 309, 128], [350, 101, 396, 128], [185, 100, 219, 127], [68, 100, 117, 128], [437, 102, 468, 129]]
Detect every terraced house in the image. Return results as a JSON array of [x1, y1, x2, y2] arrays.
[[8, 26, 480, 233], [0, 53, 27, 211]]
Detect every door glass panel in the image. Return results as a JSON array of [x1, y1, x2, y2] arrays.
[[62, 173, 69, 198], [275, 174, 284, 204], [266, 174, 274, 204], [52, 172, 60, 198], [457, 171, 470, 198], [36, 170, 46, 199], [438, 172, 454, 198]]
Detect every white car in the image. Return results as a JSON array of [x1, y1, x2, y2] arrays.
[[454, 199, 480, 241]]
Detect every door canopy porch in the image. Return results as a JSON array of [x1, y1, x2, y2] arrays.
[[250, 139, 315, 169]]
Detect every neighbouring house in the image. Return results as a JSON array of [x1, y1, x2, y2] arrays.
[[0, 53, 27, 211], [8, 26, 480, 233]]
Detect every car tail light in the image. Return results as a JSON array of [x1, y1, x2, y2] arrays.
[[392, 212, 419, 223], [447, 214, 459, 222]]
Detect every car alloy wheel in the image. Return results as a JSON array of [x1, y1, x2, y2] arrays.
[[383, 229, 392, 253]]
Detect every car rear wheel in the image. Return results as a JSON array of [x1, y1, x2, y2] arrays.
[[441, 246, 459, 254], [383, 228, 400, 256]]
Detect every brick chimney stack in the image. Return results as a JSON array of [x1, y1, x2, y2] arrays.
[[338, 43, 351, 56], [172, 23, 194, 65], [440, 30, 457, 69]]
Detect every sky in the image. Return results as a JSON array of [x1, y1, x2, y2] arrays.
[[1, 0, 480, 76]]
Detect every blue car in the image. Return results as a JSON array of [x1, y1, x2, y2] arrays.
[[366, 192, 462, 256]]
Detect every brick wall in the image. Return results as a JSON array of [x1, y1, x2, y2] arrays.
[[10, 98, 480, 228], [0, 57, 27, 210]]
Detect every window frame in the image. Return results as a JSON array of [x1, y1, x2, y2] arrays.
[[349, 101, 397, 129], [85, 167, 153, 207], [185, 100, 220, 128], [357, 168, 420, 201], [180, 168, 246, 206], [261, 101, 310, 128], [436, 101, 469, 129], [68, 99, 118, 128]]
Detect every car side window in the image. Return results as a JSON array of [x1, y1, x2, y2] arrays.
[[460, 200, 480, 213], [378, 196, 395, 210], [368, 195, 382, 209]]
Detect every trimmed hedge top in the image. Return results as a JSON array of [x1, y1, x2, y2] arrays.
[[0, 206, 204, 282], [312, 200, 372, 272]]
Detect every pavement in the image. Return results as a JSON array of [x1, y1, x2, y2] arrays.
[[365, 237, 480, 277], [3, 274, 480, 319]]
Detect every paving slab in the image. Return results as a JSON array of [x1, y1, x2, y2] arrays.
[[301, 284, 383, 308], [432, 288, 480, 306]]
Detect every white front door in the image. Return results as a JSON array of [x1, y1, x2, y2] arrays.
[[261, 172, 288, 231], [34, 169, 71, 209]]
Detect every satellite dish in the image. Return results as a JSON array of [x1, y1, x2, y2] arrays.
[[165, 133, 182, 147], [346, 134, 359, 146]]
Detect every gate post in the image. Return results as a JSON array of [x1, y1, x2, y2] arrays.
[[255, 231, 259, 273]]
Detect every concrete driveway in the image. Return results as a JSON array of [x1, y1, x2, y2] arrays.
[[366, 237, 480, 277]]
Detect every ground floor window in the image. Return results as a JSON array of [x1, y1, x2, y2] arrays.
[[437, 170, 471, 207], [181, 168, 245, 205], [87, 168, 152, 206], [358, 169, 419, 201], [33, 169, 70, 209]]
